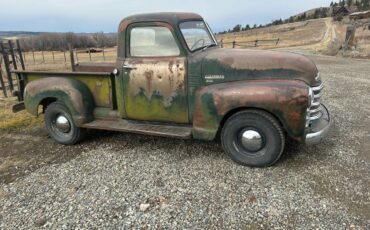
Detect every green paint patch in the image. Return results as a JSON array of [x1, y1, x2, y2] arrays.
[[125, 90, 188, 123]]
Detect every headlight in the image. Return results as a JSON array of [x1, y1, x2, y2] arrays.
[[112, 68, 119, 76]]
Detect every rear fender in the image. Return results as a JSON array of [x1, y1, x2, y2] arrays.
[[24, 77, 95, 126], [192, 80, 309, 142]]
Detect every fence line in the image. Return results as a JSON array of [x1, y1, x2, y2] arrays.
[[219, 38, 280, 48]]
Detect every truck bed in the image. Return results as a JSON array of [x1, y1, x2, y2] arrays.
[[13, 70, 115, 109]]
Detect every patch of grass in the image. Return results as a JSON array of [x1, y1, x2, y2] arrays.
[[0, 98, 43, 130]]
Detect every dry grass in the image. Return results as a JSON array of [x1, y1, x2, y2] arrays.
[[216, 18, 332, 51], [0, 98, 43, 130]]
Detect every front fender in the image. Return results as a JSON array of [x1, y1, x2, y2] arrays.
[[24, 77, 95, 126], [192, 80, 309, 142]]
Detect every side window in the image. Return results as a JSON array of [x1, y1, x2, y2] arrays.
[[130, 26, 180, 57]]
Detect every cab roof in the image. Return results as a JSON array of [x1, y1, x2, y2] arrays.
[[118, 12, 203, 33]]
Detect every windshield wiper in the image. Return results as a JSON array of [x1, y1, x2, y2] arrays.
[[201, 43, 217, 51]]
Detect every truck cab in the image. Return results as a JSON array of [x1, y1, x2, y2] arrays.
[[13, 12, 331, 167]]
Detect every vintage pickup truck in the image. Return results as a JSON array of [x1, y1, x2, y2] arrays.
[[12, 13, 331, 167]]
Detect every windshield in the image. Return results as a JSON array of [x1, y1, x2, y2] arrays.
[[179, 21, 217, 52]]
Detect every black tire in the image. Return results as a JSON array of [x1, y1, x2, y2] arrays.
[[44, 102, 86, 145], [221, 110, 285, 167]]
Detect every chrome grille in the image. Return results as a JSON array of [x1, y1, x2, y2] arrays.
[[309, 83, 323, 121]]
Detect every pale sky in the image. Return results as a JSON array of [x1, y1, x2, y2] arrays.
[[0, 0, 334, 33]]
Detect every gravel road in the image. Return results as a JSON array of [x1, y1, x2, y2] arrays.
[[0, 54, 369, 229]]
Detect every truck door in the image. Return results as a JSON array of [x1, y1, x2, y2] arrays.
[[122, 22, 189, 124]]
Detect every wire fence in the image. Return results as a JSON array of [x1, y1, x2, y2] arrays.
[[219, 38, 280, 48], [0, 40, 117, 98]]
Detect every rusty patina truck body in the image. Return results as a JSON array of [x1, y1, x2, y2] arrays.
[[13, 13, 331, 167]]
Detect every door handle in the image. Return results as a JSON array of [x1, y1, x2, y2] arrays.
[[123, 64, 137, 70]]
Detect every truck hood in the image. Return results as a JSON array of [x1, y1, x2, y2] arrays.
[[200, 48, 320, 86]]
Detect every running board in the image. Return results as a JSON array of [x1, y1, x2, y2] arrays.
[[81, 119, 192, 139]]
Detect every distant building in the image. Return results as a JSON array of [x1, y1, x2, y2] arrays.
[[332, 6, 351, 21], [349, 10, 370, 20]]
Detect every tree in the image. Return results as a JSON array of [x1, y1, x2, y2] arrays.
[[232, 24, 242, 32], [320, 8, 328, 18]]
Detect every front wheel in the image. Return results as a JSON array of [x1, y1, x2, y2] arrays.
[[221, 110, 285, 167], [44, 102, 86, 145]]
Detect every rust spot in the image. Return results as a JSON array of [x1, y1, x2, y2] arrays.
[[144, 70, 154, 93], [126, 57, 186, 106], [168, 61, 174, 73]]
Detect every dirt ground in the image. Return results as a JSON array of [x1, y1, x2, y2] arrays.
[[0, 53, 369, 228]]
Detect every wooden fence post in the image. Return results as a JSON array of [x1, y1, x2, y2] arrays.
[[88, 48, 92, 61], [68, 44, 75, 71], [8, 40, 18, 70], [232, 41, 236, 48], [63, 50, 67, 63], [32, 50, 35, 64], [52, 51, 55, 63], [0, 42, 14, 91], [75, 49, 79, 63], [41, 50, 45, 63], [16, 40, 25, 70], [102, 47, 106, 61], [0, 60, 7, 97]]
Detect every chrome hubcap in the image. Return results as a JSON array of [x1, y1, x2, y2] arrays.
[[55, 115, 71, 133], [241, 130, 263, 152]]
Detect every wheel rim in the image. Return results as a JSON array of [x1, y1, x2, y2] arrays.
[[54, 114, 71, 133], [240, 129, 263, 152]]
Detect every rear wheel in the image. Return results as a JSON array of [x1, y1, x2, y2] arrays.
[[44, 102, 86, 145], [221, 110, 285, 167]]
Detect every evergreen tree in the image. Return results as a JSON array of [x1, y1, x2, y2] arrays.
[[232, 24, 242, 32]]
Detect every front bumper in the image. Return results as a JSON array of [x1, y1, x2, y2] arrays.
[[305, 104, 331, 145]]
